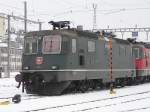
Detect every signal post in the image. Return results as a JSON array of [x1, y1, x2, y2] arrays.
[[109, 36, 116, 94]]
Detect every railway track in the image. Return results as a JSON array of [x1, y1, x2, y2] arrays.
[[118, 106, 150, 112], [0, 94, 45, 101], [0, 96, 12, 100], [71, 96, 150, 112], [23, 90, 150, 112]]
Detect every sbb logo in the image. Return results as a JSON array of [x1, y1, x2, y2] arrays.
[[36, 57, 43, 65]]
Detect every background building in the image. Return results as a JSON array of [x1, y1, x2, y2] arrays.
[[0, 17, 5, 40], [0, 40, 23, 72], [0, 16, 23, 72]]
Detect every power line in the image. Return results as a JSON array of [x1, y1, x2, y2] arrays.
[[58, 0, 83, 8], [103, 9, 125, 15], [103, 7, 150, 15], [35, 7, 150, 19], [124, 7, 150, 11]]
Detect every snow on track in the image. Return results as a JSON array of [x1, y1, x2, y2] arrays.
[[24, 90, 150, 112], [1, 78, 150, 112]]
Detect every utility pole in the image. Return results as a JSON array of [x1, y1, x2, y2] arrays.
[[24, 2, 42, 32], [7, 15, 10, 78], [24, 1, 27, 33], [39, 22, 42, 31], [38, 19, 42, 31], [93, 3, 97, 31], [146, 31, 149, 41], [0, 2, 41, 76]]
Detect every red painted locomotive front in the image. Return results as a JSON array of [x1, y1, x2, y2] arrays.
[[135, 48, 150, 70]]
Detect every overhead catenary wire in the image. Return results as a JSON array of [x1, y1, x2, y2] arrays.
[[27, 7, 150, 20], [1, 0, 150, 18], [0, 2, 23, 10], [1, 0, 150, 19], [57, 0, 84, 8], [1, 1, 150, 32]]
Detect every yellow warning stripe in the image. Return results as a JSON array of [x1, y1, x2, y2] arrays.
[[0, 101, 10, 105]]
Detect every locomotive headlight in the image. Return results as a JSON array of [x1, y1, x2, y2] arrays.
[[29, 79, 32, 83], [24, 66, 29, 70], [51, 65, 58, 70]]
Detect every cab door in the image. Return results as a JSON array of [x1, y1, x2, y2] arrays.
[[78, 38, 86, 67]]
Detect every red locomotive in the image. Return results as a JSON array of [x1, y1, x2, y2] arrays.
[[133, 43, 150, 83]]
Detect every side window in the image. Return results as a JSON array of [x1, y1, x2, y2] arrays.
[[144, 52, 146, 57], [88, 41, 95, 52], [32, 41, 38, 53], [25, 37, 37, 54], [133, 48, 139, 59], [104, 43, 109, 49], [1, 48, 7, 53], [146, 51, 149, 58], [72, 39, 76, 53], [42, 35, 61, 54]]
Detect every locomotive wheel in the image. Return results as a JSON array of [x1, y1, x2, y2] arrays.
[[80, 81, 88, 93], [26, 81, 71, 95], [76, 81, 85, 93], [148, 76, 150, 82], [121, 78, 126, 87], [86, 80, 91, 90], [42, 81, 71, 95]]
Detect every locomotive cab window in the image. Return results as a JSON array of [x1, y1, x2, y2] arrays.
[[133, 48, 140, 59], [72, 39, 76, 53], [24, 37, 37, 54], [42, 35, 61, 54], [88, 41, 95, 52]]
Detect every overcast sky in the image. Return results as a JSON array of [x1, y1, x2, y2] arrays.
[[0, 0, 150, 35]]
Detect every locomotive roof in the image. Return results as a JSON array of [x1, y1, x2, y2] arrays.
[[25, 29, 97, 38], [25, 29, 130, 45], [113, 38, 130, 45], [144, 44, 150, 48], [135, 42, 150, 48]]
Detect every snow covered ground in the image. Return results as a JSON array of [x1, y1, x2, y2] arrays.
[[0, 77, 150, 112], [0, 72, 19, 78]]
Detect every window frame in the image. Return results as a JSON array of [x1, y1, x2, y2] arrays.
[[72, 38, 77, 53], [24, 37, 38, 55], [133, 48, 140, 59], [88, 40, 96, 52], [42, 35, 62, 54]]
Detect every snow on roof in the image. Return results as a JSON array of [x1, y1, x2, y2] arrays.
[[18, 46, 23, 49], [0, 43, 7, 47]]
